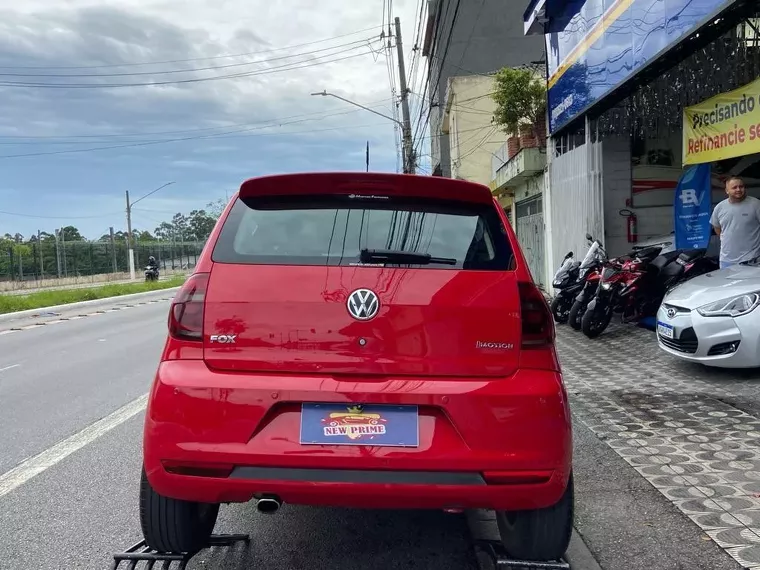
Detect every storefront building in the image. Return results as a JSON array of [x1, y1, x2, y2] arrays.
[[524, 0, 760, 288]]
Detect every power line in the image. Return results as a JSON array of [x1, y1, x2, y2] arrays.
[[412, 0, 462, 163], [0, 120, 389, 159], [411, 0, 459, 149], [0, 209, 123, 219], [0, 125, 492, 220], [0, 46, 379, 89], [0, 37, 376, 78], [0, 26, 384, 70], [0, 99, 393, 143]]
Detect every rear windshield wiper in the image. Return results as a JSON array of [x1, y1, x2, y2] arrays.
[[359, 248, 457, 266]]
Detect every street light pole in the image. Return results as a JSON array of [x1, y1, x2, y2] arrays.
[[125, 190, 134, 279], [311, 90, 402, 126], [125, 181, 175, 280], [311, 90, 415, 174], [312, 16, 415, 175]]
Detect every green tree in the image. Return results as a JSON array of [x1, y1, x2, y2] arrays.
[[491, 67, 547, 137], [60, 226, 84, 241], [187, 209, 216, 241], [171, 213, 188, 241], [154, 222, 174, 241], [206, 198, 227, 219]]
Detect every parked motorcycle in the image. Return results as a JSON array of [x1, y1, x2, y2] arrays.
[[581, 246, 718, 338], [566, 234, 608, 331], [144, 265, 160, 282], [550, 252, 581, 323]]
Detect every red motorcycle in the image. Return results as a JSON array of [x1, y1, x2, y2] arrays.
[[567, 238, 644, 331], [581, 246, 718, 338]]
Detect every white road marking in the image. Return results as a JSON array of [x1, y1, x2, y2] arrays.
[[0, 298, 171, 338], [0, 393, 148, 499], [0, 364, 20, 372]]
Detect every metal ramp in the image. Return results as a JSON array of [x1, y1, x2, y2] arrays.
[[110, 534, 250, 569], [476, 540, 571, 570]]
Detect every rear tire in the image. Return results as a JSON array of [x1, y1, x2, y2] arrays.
[[139, 467, 219, 553], [496, 473, 574, 561]]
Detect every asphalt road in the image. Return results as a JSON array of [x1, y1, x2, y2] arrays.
[[5, 290, 740, 569], [0, 298, 478, 570]]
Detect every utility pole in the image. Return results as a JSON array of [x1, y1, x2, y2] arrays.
[[37, 229, 43, 277], [109, 226, 117, 273], [394, 17, 415, 174], [54, 229, 62, 279], [124, 181, 175, 280], [61, 228, 67, 277], [125, 190, 135, 280]]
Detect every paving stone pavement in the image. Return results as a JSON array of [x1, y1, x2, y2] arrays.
[[558, 323, 760, 570]]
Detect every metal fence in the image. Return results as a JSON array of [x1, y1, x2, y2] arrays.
[[0, 240, 206, 283]]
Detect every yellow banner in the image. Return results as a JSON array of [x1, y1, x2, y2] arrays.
[[683, 76, 760, 165]]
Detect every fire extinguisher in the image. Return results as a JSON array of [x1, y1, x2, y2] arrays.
[[620, 209, 638, 243]]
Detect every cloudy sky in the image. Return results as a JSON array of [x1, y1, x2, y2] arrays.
[[0, 0, 427, 239]]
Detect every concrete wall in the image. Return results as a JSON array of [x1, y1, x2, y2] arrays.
[[444, 76, 503, 186], [0, 267, 187, 293], [424, 0, 545, 176], [513, 174, 545, 204]]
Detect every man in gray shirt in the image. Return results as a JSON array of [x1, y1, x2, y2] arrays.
[[710, 176, 760, 268]]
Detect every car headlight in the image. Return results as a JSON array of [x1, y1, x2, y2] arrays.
[[600, 282, 612, 290], [697, 292, 760, 317]]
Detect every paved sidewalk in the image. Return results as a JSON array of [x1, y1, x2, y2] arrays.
[[558, 322, 760, 569]]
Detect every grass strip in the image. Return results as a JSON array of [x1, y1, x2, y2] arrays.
[[0, 276, 186, 315]]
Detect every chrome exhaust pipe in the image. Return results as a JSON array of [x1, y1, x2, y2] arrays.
[[256, 496, 282, 514]]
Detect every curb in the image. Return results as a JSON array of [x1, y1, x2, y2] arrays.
[[0, 287, 181, 324]]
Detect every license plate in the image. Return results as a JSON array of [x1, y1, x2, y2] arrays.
[[299, 403, 419, 447], [657, 321, 674, 339]]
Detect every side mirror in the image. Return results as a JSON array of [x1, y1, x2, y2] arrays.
[[585, 233, 593, 241], [564, 251, 574, 259]]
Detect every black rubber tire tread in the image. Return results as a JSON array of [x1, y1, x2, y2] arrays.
[[496, 473, 574, 561], [139, 468, 220, 553], [581, 303, 612, 339], [567, 300, 585, 331], [550, 296, 571, 324]]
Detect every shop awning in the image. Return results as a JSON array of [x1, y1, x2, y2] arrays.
[[523, 0, 566, 36]]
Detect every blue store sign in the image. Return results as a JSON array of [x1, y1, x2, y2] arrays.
[[539, 0, 739, 133], [673, 164, 712, 250]]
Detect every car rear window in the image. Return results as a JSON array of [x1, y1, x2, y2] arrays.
[[212, 194, 514, 270]]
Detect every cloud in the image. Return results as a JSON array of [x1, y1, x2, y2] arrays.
[[0, 0, 424, 239]]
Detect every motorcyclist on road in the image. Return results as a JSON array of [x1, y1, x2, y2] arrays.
[[147, 255, 158, 269]]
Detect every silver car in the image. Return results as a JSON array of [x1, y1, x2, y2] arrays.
[[656, 260, 760, 368]]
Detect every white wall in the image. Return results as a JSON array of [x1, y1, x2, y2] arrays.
[[602, 135, 679, 256], [546, 140, 604, 291], [602, 136, 633, 257]]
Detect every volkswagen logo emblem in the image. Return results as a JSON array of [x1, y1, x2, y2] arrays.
[[666, 307, 676, 319], [347, 289, 380, 321]]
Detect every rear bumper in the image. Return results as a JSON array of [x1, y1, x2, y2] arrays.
[[143, 360, 573, 511]]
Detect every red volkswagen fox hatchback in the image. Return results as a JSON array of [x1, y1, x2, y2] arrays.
[[140, 172, 573, 561]]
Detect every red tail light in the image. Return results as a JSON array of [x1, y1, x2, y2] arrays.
[[168, 273, 209, 341], [518, 282, 555, 348]]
